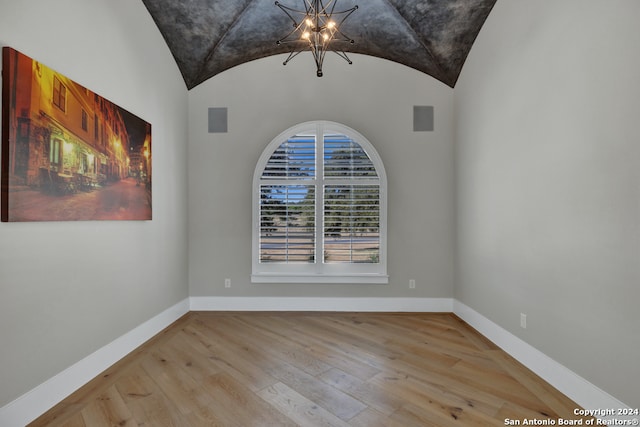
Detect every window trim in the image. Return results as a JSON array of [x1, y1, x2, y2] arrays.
[[251, 121, 388, 284]]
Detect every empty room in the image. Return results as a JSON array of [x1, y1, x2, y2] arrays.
[[0, 0, 638, 425]]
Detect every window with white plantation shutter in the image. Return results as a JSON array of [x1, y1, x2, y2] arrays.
[[252, 121, 388, 284]]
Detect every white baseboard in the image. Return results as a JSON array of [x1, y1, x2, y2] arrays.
[[189, 296, 454, 312], [0, 298, 190, 427], [453, 300, 630, 417]]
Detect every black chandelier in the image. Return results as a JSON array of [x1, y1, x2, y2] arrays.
[[275, 0, 358, 77]]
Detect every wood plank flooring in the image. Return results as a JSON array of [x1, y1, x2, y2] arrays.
[[29, 312, 593, 426]]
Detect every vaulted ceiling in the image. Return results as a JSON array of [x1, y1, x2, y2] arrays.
[[141, 0, 497, 90]]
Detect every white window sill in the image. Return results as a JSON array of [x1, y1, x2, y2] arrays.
[[251, 273, 389, 284]]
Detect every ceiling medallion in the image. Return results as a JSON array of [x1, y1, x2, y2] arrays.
[[275, 0, 358, 77]]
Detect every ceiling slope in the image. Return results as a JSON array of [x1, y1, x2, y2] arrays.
[[141, 0, 497, 89]]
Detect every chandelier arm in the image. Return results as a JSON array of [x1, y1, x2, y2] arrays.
[[327, 0, 337, 16], [275, 1, 307, 23], [282, 49, 306, 65], [276, 22, 308, 44], [332, 50, 353, 65], [318, 43, 328, 64], [277, 39, 308, 47], [318, 2, 358, 20], [321, 0, 352, 17], [333, 5, 358, 27], [325, 0, 343, 18], [314, 0, 331, 16], [331, 28, 355, 43], [303, 0, 314, 15]]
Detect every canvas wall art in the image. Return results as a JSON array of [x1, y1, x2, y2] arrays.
[[1, 47, 152, 222]]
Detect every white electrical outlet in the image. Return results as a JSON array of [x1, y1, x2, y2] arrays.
[[224, 278, 231, 288], [520, 313, 527, 329], [409, 279, 416, 289]]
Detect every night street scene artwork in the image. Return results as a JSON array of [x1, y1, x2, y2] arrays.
[[1, 47, 152, 222]]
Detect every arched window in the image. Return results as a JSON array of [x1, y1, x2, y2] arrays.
[[252, 121, 388, 283]]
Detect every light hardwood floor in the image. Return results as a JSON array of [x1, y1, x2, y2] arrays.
[[30, 312, 593, 426]]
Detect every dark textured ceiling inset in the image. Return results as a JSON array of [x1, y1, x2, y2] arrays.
[[141, 0, 497, 90]]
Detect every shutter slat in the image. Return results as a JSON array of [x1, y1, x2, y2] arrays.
[[259, 184, 315, 263], [324, 134, 378, 179], [323, 183, 381, 264], [262, 136, 316, 180]]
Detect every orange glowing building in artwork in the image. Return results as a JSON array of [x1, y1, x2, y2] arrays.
[[2, 47, 152, 221]]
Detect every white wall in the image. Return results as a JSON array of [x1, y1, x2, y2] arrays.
[[455, 0, 640, 408], [0, 0, 189, 408], [188, 54, 455, 299]]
